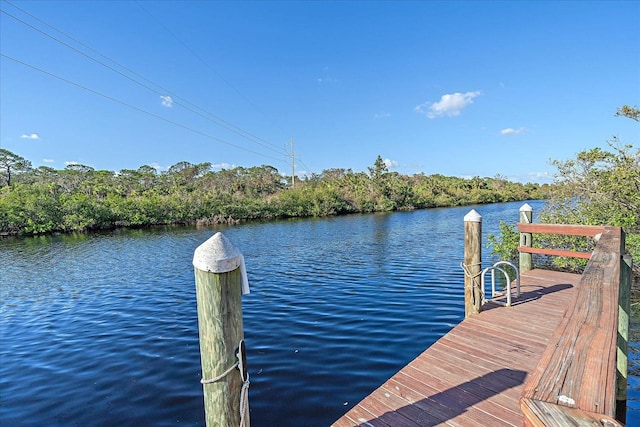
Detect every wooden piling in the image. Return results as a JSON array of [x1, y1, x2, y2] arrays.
[[463, 209, 482, 317], [193, 232, 250, 427], [519, 203, 533, 273], [616, 252, 632, 423]]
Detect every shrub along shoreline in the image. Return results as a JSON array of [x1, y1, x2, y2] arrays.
[[1, 153, 548, 236]]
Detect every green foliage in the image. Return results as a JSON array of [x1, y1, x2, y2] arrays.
[[541, 139, 639, 271], [0, 183, 62, 234], [487, 221, 520, 264], [487, 106, 639, 276], [627, 233, 640, 267], [0, 150, 546, 236], [0, 149, 32, 187], [616, 104, 639, 122]]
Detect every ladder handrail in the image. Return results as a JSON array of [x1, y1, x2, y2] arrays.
[[481, 261, 520, 307]]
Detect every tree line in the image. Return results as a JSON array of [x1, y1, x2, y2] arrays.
[[488, 105, 639, 279], [0, 150, 548, 236]]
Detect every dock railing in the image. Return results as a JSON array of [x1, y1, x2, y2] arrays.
[[516, 220, 632, 426]]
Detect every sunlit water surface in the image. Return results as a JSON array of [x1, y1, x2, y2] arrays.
[[2, 201, 638, 426]]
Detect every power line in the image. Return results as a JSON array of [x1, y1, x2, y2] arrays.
[[296, 157, 316, 177], [1, 53, 288, 165], [1, 4, 286, 156], [290, 137, 295, 188], [1, 1, 289, 157], [135, 0, 291, 137]]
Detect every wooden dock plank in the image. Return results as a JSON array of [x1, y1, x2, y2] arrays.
[[520, 229, 624, 424], [447, 321, 548, 358], [332, 269, 581, 427], [407, 347, 523, 414], [381, 379, 455, 426], [399, 364, 522, 426], [383, 372, 487, 427]]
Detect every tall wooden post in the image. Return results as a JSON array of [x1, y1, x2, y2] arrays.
[[193, 232, 250, 427], [519, 203, 533, 273], [616, 250, 632, 424], [464, 209, 482, 317]]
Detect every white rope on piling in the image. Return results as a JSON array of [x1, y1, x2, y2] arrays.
[[460, 261, 482, 279], [200, 361, 239, 384], [239, 376, 250, 427], [460, 261, 485, 304], [237, 338, 250, 427], [200, 340, 250, 427]]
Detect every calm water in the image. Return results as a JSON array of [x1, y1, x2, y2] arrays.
[[1, 201, 638, 426]]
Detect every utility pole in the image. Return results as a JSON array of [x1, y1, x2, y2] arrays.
[[290, 137, 295, 189]]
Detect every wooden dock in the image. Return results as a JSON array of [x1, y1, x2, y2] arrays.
[[333, 217, 631, 426], [332, 269, 580, 427], [190, 206, 629, 426]]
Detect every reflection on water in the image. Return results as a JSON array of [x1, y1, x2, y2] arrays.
[[2, 201, 637, 426]]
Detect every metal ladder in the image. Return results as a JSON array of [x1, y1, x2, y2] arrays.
[[481, 261, 520, 307]]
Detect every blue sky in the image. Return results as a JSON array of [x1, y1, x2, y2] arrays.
[[1, 1, 638, 183]]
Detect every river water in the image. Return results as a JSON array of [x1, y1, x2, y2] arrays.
[[1, 201, 638, 426]]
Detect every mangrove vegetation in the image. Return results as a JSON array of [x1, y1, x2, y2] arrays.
[[489, 105, 639, 279], [0, 152, 547, 236]]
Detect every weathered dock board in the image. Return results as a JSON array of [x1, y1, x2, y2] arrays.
[[332, 269, 581, 427]]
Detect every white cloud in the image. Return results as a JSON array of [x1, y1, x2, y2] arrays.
[[383, 158, 398, 169], [316, 66, 339, 85], [21, 133, 40, 140], [374, 112, 391, 119], [506, 171, 553, 184], [501, 127, 526, 135], [160, 95, 173, 107], [528, 171, 553, 183], [213, 162, 236, 170], [65, 161, 79, 166], [415, 91, 481, 119], [316, 77, 338, 85], [43, 158, 55, 163]]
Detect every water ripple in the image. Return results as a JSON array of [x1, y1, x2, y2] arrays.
[[0, 201, 552, 426]]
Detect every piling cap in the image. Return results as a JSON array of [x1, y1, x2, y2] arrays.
[[464, 209, 482, 222], [520, 203, 533, 212], [193, 232, 250, 294]]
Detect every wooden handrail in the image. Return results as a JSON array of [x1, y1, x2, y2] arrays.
[[517, 246, 593, 259], [516, 223, 605, 237], [519, 226, 625, 426], [516, 223, 606, 261]]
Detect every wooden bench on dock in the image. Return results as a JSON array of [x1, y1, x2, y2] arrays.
[[333, 207, 632, 427], [519, 225, 630, 427]]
